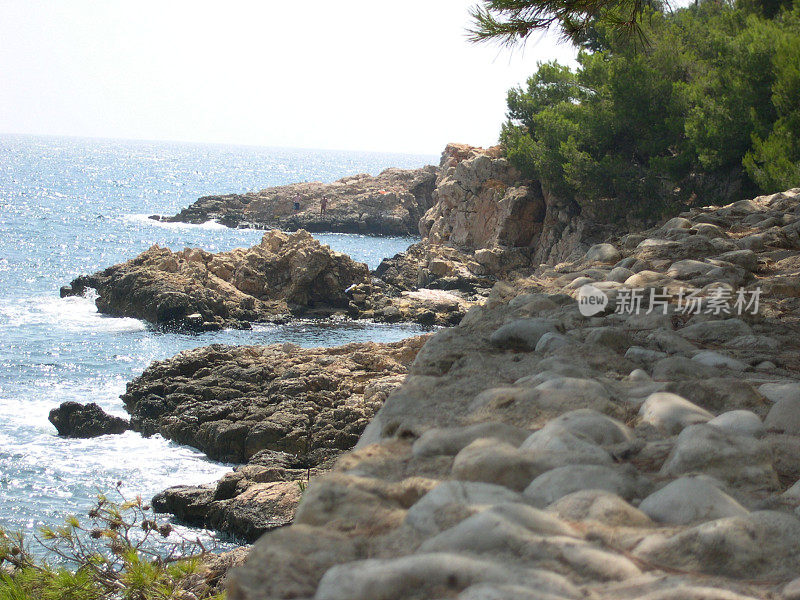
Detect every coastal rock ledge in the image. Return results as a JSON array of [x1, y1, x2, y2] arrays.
[[154, 166, 438, 236], [225, 188, 800, 600], [128, 336, 428, 540]]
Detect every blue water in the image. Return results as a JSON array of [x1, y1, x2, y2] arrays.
[[0, 134, 435, 549]]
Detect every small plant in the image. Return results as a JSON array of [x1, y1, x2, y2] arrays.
[[0, 483, 226, 600]]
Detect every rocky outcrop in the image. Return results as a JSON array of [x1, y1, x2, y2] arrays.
[[49, 402, 129, 438], [227, 188, 800, 600], [61, 230, 372, 330], [152, 451, 325, 542], [420, 144, 545, 249], [372, 144, 619, 298], [123, 336, 428, 463], [154, 167, 438, 236], [137, 336, 427, 539]]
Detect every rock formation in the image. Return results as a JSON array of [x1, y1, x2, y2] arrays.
[[154, 167, 438, 236], [49, 401, 129, 438], [372, 143, 620, 298], [61, 230, 372, 330], [226, 188, 800, 600], [130, 336, 428, 538]]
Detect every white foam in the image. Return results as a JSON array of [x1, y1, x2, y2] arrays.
[[123, 213, 231, 231], [0, 293, 146, 333]]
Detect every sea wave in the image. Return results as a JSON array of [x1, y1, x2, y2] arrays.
[[0, 293, 146, 333], [123, 213, 231, 231]]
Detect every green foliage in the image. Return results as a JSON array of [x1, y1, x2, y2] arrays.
[[468, 0, 658, 47], [500, 0, 800, 221], [0, 486, 226, 600]]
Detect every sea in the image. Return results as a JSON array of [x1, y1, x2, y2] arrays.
[[0, 134, 436, 551]]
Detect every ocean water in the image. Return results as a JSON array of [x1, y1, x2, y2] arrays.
[[0, 134, 436, 550]]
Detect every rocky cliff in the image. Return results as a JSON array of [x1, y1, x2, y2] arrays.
[[226, 187, 800, 600], [373, 144, 621, 299], [154, 167, 438, 236]]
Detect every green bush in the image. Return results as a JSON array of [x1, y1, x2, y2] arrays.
[[501, 0, 800, 222], [0, 485, 226, 600]]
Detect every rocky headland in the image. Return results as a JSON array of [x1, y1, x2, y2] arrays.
[[153, 166, 438, 236], [60, 230, 371, 330], [223, 187, 800, 599], [126, 335, 427, 539], [60, 143, 623, 332], [61, 227, 473, 329]]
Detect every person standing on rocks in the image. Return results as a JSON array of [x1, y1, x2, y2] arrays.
[[320, 196, 328, 216], [293, 194, 301, 212]]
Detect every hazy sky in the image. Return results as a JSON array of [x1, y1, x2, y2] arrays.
[[0, 1, 577, 155]]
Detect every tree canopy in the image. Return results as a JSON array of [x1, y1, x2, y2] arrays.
[[492, 0, 800, 221]]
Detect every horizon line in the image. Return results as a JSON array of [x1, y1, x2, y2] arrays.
[[0, 130, 446, 160]]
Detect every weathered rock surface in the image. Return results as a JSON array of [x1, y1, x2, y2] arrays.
[[49, 401, 129, 438], [61, 230, 372, 329], [155, 166, 438, 236], [226, 187, 800, 600], [124, 336, 427, 463], [141, 336, 427, 538]]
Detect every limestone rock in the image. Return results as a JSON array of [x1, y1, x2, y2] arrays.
[[633, 511, 800, 579], [638, 476, 748, 525], [707, 410, 764, 437], [638, 392, 714, 434], [585, 243, 621, 264], [121, 336, 426, 462], [489, 318, 560, 351], [660, 424, 779, 488], [412, 422, 529, 458], [157, 166, 438, 236], [523, 465, 642, 507], [764, 398, 800, 435], [451, 439, 549, 491], [405, 481, 524, 536], [547, 490, 652, 527], [62, 230, 372, 328]]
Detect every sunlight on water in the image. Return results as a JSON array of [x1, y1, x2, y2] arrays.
[[0, 134, 435, 554]]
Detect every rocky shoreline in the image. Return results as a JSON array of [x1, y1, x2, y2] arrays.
[[223, 187, 800, 599], [122, 336, 427, 540], [61, 143, 617, 332], [53, 141, 800, 598], [152, 166, 438, 236]]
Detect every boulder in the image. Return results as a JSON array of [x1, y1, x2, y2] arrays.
[[764, 397, 800, 435], [523, 465, 642, 507], [660, 424, 779, 488], [638, 392, 714, 434], [633, 511, 800, 579], [451, 439, 549, 491], [489, 319, 560, 351], [547, 490, 652, 527], [48, 401, 129, 438], [584, 243, 621, 264], [405, 481, 524, 536], [412, 422, 529, 458], [678, 319, 752, 344], [707, 410, 764, 437], [638, 476, 748, 524]]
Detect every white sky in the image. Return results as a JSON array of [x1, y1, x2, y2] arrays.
[[0, 1, 577, 155]]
